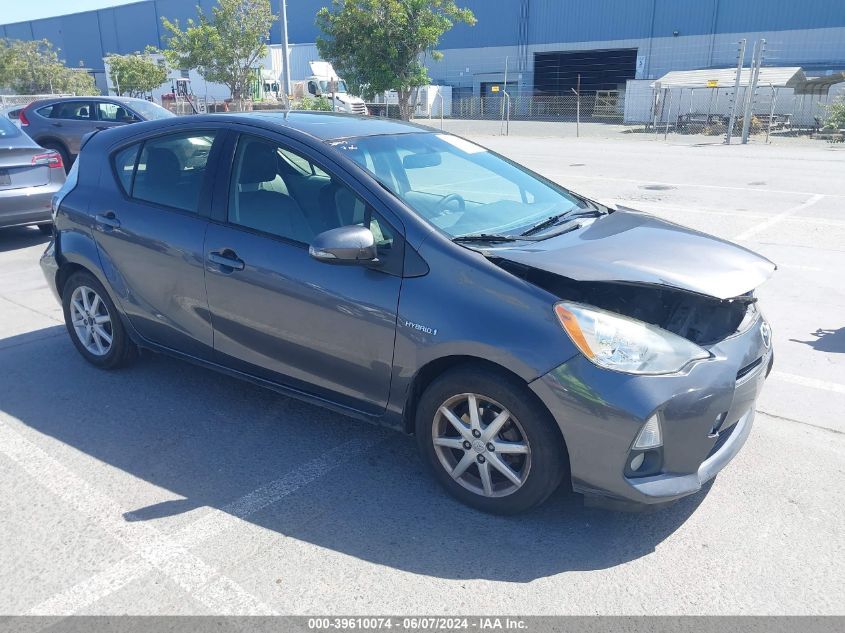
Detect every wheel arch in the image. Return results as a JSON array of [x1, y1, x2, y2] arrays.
[[34, 136, 69, 154], [403, 355, 570, 460]]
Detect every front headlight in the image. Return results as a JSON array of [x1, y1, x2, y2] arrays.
[[554, 301, 710, 375]]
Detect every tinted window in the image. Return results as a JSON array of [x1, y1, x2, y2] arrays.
[[98, 102, 136, 123], [113, 144, 140, 194], [45, 101, 94, 120], [228, 135, 398, 259], [132, 132, 216, 212]]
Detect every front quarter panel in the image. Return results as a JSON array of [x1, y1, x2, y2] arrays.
[[387, 235, 579, 421]]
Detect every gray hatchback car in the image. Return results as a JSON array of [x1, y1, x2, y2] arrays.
[[20, 96, 174, 170], [42, 113, 775, 514], [0, 116, 66, 232]]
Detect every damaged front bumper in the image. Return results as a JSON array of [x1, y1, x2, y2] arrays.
[[529, 313, 773, 510]]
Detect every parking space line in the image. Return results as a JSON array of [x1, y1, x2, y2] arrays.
[[771, 371, 845, 395], [23, 431, 381, 615], [0, 418, 280, 615], [734, 195, 825, 241]]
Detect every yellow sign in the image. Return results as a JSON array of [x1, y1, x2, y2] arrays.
[[491, 85, 500, 93], [707, 80, 719, 88]]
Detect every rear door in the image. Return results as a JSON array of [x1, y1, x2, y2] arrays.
[[37, 100, 96, 156], [89, 126, 224, 359]]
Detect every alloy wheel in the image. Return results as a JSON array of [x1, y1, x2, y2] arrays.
[[431, 393, 532, 498], [69, 285, 113, 357]]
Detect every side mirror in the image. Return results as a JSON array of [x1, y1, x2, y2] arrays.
[[309, 225, 377, 264]]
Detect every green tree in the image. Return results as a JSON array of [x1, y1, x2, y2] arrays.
[[0, 38, 98, 95], [161, 0, 275, 109], [316, 0, 475, 121], [106, 49, 168, 97]]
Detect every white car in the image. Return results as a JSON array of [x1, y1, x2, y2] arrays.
[[0, 105, 26, 129]]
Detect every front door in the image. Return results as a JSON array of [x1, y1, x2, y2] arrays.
[[204, 132, 403, 413], [90, 128, 221, 359]]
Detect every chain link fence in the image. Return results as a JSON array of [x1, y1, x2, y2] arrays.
[[398, 85, 843, 145]]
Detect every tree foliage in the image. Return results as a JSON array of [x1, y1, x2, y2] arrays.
[[0, 38, 99, 95], [824, 97, 845, 130], [161, 0, 275, 109], [106, 49, 168, 97], [316, 0, 475, 120]]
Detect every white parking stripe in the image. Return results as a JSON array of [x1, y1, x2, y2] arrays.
[[734, 195, 825, 241], [24, 433, 380, 615], [772, 371, 845, 395], [0, 419, 279, 615]]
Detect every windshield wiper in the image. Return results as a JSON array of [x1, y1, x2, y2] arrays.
[[520, 209, 604, 237], [453, 233, 517, 244]]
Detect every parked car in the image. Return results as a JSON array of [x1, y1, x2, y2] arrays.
[[0, 116, 66, 233], [1, 105, 26, 129], [42, 113, 775, 514], [20, 96, 174, 170]]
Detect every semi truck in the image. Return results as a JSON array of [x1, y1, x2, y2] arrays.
[[292, 61, 368, 115]]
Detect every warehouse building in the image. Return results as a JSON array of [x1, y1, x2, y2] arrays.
[[2, 0, 844, 100]]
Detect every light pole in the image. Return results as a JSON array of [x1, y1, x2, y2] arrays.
[[280, 0, 292, 106]]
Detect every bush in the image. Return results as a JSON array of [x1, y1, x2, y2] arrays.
[[293, 95, 333, 111], [825, 97, 845, 130]]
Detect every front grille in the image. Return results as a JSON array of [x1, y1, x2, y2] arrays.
[[736, 356, 763, 383], [707, 422, 737, 459], [351, 102, 367, 115]]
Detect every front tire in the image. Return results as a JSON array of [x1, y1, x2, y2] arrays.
[[416, 366, 567, 514], [62, 271, 136, 369]]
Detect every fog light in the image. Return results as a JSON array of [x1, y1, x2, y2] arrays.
[[633, 414, 662, 449], [630, 453, 645, 471]]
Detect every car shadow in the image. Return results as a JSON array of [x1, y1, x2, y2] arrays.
[[790, 327, 845, 354], [0, 327, 710, 582], [0, 225, 50, 253]]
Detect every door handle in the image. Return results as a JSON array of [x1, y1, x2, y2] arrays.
[[94, 212, 121, 230], [208, 250, 245, 271]]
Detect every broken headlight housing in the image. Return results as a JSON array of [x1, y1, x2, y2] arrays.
[[554, 301, 710, 375]]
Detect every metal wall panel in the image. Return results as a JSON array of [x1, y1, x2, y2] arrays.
[[3, 0, 845, 90]]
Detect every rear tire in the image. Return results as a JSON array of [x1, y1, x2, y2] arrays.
[[62, 271, 136, 369], [415, 365, 567, 514]]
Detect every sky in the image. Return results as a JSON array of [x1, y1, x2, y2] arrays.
[[1, 0, 142, 25]]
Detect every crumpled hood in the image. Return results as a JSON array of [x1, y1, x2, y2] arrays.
[[489, 208, 776, 300]]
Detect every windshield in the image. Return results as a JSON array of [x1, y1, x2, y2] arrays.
[[319, 80, 348, 94], [0, 116, 21, 137], [124, 100, 175, 121], [331, 133, 585, 238]]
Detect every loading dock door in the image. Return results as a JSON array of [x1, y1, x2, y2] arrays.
[[534, 49, 637, 95]]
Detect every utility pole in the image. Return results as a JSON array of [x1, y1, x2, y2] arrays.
[[741, 38, 765, 144], [280, 0, 292, 107], [725, 39, 746, 145]]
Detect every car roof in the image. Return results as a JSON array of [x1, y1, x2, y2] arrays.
[[221, 111, 435, 141]]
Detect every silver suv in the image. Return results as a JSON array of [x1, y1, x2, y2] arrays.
[[20, 96, 174, 171]]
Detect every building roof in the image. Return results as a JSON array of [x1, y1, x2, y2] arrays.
[[652, 67, 807, 89]]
